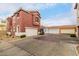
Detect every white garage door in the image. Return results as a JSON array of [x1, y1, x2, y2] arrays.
[[45, 28, 59, 34], [25, 27, 38, 36], [61, 29, 75, 34]]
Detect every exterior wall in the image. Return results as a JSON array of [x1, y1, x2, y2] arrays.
[[19, 11, 33, 32], [18, 10, 40, 32]]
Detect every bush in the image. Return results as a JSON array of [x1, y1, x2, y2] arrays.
[[39, 29, 44, 35], [70, 34, 76, 37], [20, 35, 26, 38], [6, 33, 11, 36]]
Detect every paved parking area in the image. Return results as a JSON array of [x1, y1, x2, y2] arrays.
[[0, 40, 31, 56], [0, 34, 79, 56]]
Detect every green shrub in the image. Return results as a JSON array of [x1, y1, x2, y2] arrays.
[[20, 35, 26, 38], [39, 29, 44, 35], [6, 33, 11, 36], [70, 34, 76, 37]]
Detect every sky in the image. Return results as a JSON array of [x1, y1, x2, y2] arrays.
[[0, 3, 76, 26]]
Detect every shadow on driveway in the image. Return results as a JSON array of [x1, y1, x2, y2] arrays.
[[34, 34, 79, 44]]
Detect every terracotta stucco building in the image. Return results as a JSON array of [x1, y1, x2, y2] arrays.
[[7, 8, 41, 36]]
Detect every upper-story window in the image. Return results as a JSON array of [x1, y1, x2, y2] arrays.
[[35, 17, 39, 22], [33, 17, 40, 25], [16, 13, 19, 17]]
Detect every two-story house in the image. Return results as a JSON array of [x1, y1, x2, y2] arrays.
[[7, 8, 41, 36]]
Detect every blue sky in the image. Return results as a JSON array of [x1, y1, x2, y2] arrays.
[[0, 3, 76, 26]]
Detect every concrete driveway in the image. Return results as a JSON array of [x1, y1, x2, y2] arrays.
[[0, 40, 31, 56], [0, 34, 79, 56]]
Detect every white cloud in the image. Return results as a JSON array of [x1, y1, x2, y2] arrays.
[[41, 5, 76, 27], [21, 3, 57, 10], [41, 14, 76, 26], [0, 3, 57, 11], [0, 3, 57, 19]]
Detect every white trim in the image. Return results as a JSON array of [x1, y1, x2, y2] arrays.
[[16, 25, 19, 33], [15, 32, 26, 36], [7, 32, 11, 35]]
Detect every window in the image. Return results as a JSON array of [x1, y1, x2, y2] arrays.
[[33, 17, 40, 25], [35, 17, 39, 22], [16, 13, 19, 17]]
